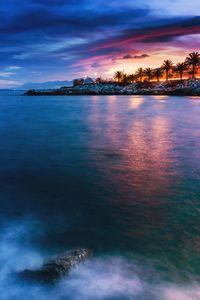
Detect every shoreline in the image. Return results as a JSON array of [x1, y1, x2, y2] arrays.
[[24, 79, 200, 97]]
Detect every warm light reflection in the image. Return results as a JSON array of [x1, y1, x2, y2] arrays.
[[107, 95, 117, 101], [89, 95, 120, 146], [187, 96, 200, 100], [91, 96, 100, 101], [153, 95, 169, 102], [127, 116, 175, 198], [87, 97, 178, 238], [89, 97, 176, 200], [129, 96, 144, 110]]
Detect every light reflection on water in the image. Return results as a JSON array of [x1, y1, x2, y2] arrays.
[[86, 96, 200, 259], [129, 96, 144, 110], [88, 98, 178, 245], [0, 94, 200, 299], [153, 95, 169, 102]]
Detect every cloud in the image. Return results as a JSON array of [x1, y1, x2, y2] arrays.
[[123, 54, 149, 59], [6, 66, 22, 70], [0, 72, 15, 77], [91, 16, 200, 51], [0, 4, 149, 37], [0, 0, 199, 82], [112, 53, 149, 61], [73, 16, 200, 71], [0, 66, 22, 79], [0, 79, 20, 88], [12, 53, 31, 60]]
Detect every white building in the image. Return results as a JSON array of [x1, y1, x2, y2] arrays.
[[83, 77, 94, 85]]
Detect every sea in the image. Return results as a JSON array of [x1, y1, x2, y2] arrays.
[[0, 90, 200, 299]]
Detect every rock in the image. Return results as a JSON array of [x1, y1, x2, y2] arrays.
[[24, 79, 200, 96], [19, 248, 91, 284]]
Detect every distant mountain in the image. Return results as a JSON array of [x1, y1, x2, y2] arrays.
[[20, 80, 73, 90]]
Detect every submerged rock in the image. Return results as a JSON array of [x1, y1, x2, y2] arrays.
[[19, 248, 91, 284]]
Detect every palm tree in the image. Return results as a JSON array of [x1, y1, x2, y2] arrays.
[[135, 68, 144, 82], [174, 62, 188, 81], [126, 74, 136, 83], [121, 73, 127, 84], [144, 68, 154, 82], [127, 74, 136, 83], [114, 71, 124, 83], [185, 52, 200, 79], [154, 68, 163, 82], [162, 60, 173, 81], [96, 77, 103, 84]]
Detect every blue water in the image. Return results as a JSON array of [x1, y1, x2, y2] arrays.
[[0, 93, 200, 299]]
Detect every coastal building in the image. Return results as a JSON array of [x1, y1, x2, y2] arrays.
[[83, 77, 94, 85]]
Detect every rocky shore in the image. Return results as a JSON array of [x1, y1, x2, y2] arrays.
[[25, 79, 200, 96]]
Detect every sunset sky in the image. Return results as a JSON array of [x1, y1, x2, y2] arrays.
[[0, 0, 200, 87]]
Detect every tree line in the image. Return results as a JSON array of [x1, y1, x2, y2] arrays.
[[113, 52, 200, 84]]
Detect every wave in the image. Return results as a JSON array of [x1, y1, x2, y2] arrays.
[[0, 220, 199, 300]]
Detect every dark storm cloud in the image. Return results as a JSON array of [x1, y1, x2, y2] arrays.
[[0, 2, 149, 36]]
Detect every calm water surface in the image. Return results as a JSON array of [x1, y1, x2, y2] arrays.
[[0, 93, 200, 299]]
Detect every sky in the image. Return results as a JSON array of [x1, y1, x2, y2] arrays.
[[0, 0, 200, 87]]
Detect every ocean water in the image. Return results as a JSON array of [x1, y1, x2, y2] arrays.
[[0, 92, 200, 299]]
